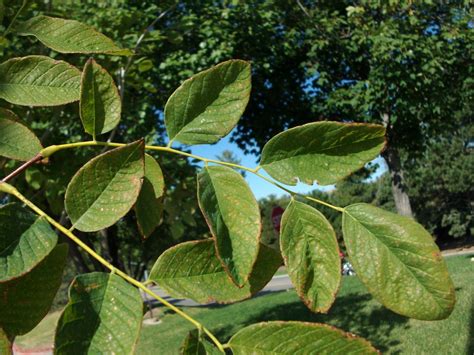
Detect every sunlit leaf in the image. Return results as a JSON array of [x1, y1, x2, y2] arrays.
[[55, 272, 143, 354], [165, 60, 251, 145], [197, 165, 261, 286], [14, 15, 132, 55], [0, 108, 42, 161], [0, 56, 81, 106], [342, 203, 456, 320], [228, 321, 378, 354], [65, 140, 144, 232], [280, 200, 341, 312], [260, 122, 386, 186], [80, 58, 121, 138], [149, 240, 281, 304]]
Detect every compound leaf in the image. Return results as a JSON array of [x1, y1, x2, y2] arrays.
[[149, 240, 281, 304], [0, 244, 68, 339], [14, 15, 132, 55], [180, 329, 221, 355], [165, 60, 251, 145], [197, 165, 261, 286], [0, 56, 81, 106], [228, 321, 378, 354], [280, 200, 341, 313], [0, 108, 42, 161], [65, 140, 144, 232], [55, 272, 143, 354], [342, 203, 456, 320], [135, 154, 165, 238], [260, 122, 386, 186], [0, 203, 58, 282], [80, 58, 121, 138]]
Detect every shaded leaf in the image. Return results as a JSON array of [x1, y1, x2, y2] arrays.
[[135, 154, 165, 238], [55, 272, 143, 354], [197, 165, 261, 286], [180, 329, 221, 355], [14, 15, 132, 55], [149, 240, 281, 304], [0, 244, 68, 338], [260, 122, 386, 186], [0, 203, 57, 282], [280, 200, 341, 313], [0, 108, 42, 161], [165, 60, 251, 145], [65, 140, 144, 232], [228, 321, 378, 354], [342, 203, 456, 320], [80, 58, 121, 138], [0, 56, 81, 106]]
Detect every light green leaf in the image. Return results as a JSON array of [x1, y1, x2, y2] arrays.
[[80, 58, 121, 138], [135, 154, 165, 238], [180, 329, 221, 355], [0, 108, 42, 161], [149, 240, 281, 304], [65, 140, 144, 232], [0, 56, 81, 106], [0, 244, 68, 339], [54, 272, 143, 354], [165, 60, 251, 145], [0, 328, 11, 355], [14, 15, 132, 55], [228, 321, 378, 354], [342, 203, 456, 320], [0, 203, 58, 282], [280, 200, 341, 313], [197, 165, 261, 286], [260, 122, 386, 186]]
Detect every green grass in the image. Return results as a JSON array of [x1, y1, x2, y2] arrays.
[[16, 254, 473, 354]]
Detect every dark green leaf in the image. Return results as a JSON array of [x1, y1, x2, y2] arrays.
[[65, 140, 144, 232], [280, 200, 341, 312], [0, 203, 58, 282], [228, 321, 378, 354], [55, 272, 143, 354], [0, 244, 68, 338], [80, 58, 121, 138], [14, 16, 132, 55], [342, 203, 456, 320], [197, 165, 261, 286], [149, 240, 281, 304], [0, 108, 42, 161], [260, 122, 386, 186], [165, 60, 251, 145], [135, 154, 165, 238], [0, 56, 81, 106], [180, 329, 221, 355]]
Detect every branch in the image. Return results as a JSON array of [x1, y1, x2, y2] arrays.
[[1, 153, 43, 183]]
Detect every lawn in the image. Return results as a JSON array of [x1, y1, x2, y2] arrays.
[[16, 254, 474, 354]]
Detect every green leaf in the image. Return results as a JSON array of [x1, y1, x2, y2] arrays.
[[197, 165, 261, 286], [65, 140, 144, 232], [135, 154, 165, 238], [14, 15, 132, 55], [180, 329, 221, 355], [0, 244, 68, 339], [0, 56, 81, 106], [260, 122, 386, 186], [228, 321, 378, 354], [0, 328, 11, 355], [0, 108, 42, 161], [0, 203, 58, 282], [342, 203, 456, 320], [54, 272, 143, 354], [149, 240, 281, 304], [280, 200, 341, 313], [165, 60, 251, 145], [80, 58, 121, 139]]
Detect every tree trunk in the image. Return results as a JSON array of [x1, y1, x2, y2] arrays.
[[382, 145, 414, 217]]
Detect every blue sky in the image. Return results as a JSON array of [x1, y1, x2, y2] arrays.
[[171, 129, 387, 200]]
